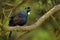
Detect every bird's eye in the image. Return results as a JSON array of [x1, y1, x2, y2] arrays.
[[27, 7, 30, 9]]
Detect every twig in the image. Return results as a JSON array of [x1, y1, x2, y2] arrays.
[[57, 33, 60, 40], [2, 8, 6, 18], [14, 31, 28, 40], [2, 2, 16, 7], [51, 15, 60, 27], [51, 15, 60, 37], [7, 9, 13, 19], [0, 23, 5, 31]]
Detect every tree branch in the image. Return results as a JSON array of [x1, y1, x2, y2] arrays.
[[3, 4, 60, 32]]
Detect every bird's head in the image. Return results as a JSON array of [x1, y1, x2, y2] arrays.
[[25, 6, 31, 13]]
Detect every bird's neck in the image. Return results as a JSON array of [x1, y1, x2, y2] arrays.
[[24, 9, 29, 13]]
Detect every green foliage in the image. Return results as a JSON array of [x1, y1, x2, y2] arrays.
[[32, 29, 56, 40], [24, 29, 56, 40]]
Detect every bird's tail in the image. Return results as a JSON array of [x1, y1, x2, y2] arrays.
[[9, 31, 12, 38]]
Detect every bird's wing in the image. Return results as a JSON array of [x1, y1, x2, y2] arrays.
[[13, 14, 22, 24]]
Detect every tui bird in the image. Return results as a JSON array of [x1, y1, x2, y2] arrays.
[[9, 6, 31, 38]]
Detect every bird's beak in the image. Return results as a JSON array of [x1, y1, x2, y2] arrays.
[[28, 12, 30, 15]]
